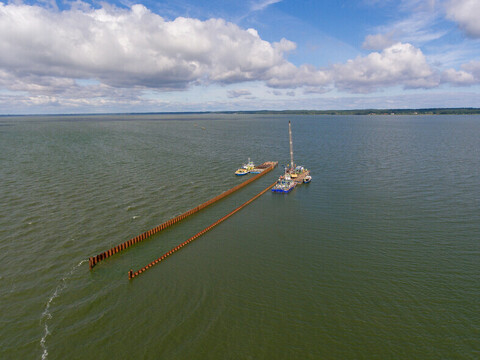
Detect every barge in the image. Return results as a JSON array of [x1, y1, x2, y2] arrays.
[[272, 121, 311, 193]]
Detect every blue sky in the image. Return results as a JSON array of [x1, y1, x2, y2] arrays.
[[1, 0, 479, 114]]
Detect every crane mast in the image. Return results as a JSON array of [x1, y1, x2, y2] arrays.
[[289, 121, 294, 169]]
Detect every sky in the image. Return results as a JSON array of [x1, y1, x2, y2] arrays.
[[1, 0, 480, 114]]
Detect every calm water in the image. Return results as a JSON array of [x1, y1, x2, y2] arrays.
[[0, 114, 479, 359]]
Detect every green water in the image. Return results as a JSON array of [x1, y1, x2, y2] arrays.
[[0, 114, 479, 359]]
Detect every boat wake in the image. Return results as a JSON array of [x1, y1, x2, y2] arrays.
[[40, 259, 87, 360]]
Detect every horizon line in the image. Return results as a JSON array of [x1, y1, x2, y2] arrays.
[[2, 107, 480, 117]]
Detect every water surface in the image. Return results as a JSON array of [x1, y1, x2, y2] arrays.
[[0, 114, 479, 359]]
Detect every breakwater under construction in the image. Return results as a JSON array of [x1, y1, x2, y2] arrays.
[[128, 181, 277, 279], [89, 161, 277, 270]]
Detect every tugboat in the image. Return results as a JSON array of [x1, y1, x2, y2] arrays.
[[244, 158, 255, 172], [235, 158, 255, 175], [235, 168, 249, 176], [272, 171, 296, 193]]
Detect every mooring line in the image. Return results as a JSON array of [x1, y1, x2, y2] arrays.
[[128, 181, 277, 279], [89, 162, 277, 269]]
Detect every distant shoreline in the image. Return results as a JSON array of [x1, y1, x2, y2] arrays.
[[1, 108, 480, 117]]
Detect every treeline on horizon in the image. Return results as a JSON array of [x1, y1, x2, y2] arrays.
[[2, 108, 480, 117], [221, 108, 480, 115]]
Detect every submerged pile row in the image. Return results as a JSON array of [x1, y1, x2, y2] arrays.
[[89, 162, 277, 270], [129, 181, 277, 279]]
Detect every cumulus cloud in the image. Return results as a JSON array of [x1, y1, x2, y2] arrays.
[[0, 3, 325, 95], [442, 68, 476, 85], [333, 42, 439, 93], [2, 2, 480, 113], [462, 60, 480, 77], [362, 32, 396, 50], [0, 68, 148, 111], [446, 0, 480, 38], [442, 60, 480, 85], [265, 63, 330, 88]]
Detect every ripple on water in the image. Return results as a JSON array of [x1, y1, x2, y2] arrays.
[[0, 115, 479, 359]]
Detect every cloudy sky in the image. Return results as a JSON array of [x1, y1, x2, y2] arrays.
[[1, 0, 480, 114]]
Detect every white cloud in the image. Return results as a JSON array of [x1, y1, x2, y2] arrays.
[[365, 1, 446, 48], [264, 63, 331, 88], [1, 2, 480, 113], [384, 13, 446, 45], [462, 60, 480, 77], [442, 68, 476, 85], [441, 60, 480, 86], [250, 0, 282, 12], [273, 37, 297, 53], [333, 43, 439, 93], [0, 3, 320, 95], [0, 68, 149, 112], [446, 0, 480, 38], [362, 32, 396, 50]]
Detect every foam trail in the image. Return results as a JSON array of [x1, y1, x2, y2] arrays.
[[40, 259, 87, 360]]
